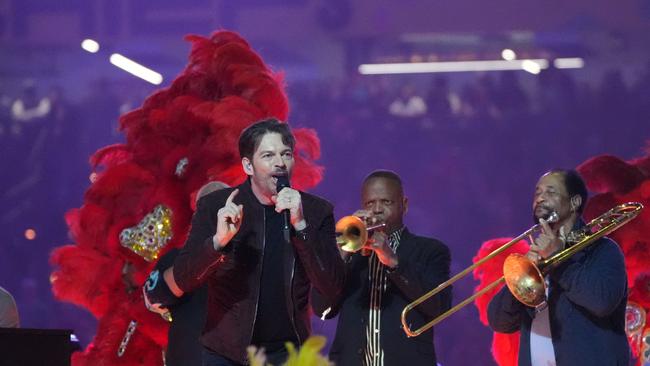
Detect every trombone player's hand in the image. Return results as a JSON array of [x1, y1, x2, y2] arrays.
[[527, 218, 565, 261]]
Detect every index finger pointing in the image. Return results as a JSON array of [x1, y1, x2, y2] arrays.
[[226, 189, 239, 205]]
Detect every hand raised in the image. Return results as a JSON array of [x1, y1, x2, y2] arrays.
[[214, 189, 243, 248], [531, 218, 565, 259]]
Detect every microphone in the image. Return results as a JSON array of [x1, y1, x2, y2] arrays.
[[276, 175, 292, 243]]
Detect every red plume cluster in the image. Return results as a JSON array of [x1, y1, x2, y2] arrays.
[[50, 30, 323, 366], [579, 152, 650, 362]]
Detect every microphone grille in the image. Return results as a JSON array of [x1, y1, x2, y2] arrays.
[[276, 175, 291, 191]]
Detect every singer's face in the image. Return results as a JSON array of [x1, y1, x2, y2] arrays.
[[244, 132, 295, 200], [361, 177, 407, 234], [532, 172, 571, 224]]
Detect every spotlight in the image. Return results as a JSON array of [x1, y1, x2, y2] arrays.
[[554, 58, 584, 69], [109, 53, 163, 85], [81, 39, 100, 53], [501, 49, 516, 61], [358, 59, 549, 75], [522, 60, 544, 74]]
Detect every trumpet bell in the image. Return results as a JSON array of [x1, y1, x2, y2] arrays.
[[336, 216, 368, 253], [503, 254, 546, 307]]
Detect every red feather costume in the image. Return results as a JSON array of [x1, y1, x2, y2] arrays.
[[50, 30, 323, 366]]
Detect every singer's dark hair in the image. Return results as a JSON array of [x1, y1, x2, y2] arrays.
[[547, 169, 588, 214], [239, 118, 295, 160], [362, 170, 404, 196]]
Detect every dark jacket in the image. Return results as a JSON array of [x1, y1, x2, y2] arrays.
[[487, 226, 630, 366], [147, 248, 206, 366], [173, 179, 345, 364], [312, 228, 452, 366]]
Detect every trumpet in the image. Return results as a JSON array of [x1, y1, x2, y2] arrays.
[[335, 215, 386, 253], [401, 202, 643, 337]]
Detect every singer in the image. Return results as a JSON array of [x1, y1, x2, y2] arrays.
[[173, 118, 345, 366]]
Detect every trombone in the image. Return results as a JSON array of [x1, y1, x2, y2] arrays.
[[401, 202, 643, 337]]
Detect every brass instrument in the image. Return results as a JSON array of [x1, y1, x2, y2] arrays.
[[335, 215, 386, 253], [401, 202, 643, 337]]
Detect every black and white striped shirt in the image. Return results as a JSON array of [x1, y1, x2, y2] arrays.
[[364, 228, 403, 366]]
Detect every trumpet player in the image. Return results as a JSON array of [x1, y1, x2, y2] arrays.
[[487, 169, 630, 366], [312, 170, 451, 366]]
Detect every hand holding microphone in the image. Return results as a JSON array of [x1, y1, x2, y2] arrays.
[[274, 176, 306, 242]]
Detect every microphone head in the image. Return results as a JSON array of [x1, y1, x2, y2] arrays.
[[276, 175, 291, 192]]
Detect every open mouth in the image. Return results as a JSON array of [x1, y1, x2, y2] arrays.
[[271, 173, 289, 189], [272, 172, 288, 181]]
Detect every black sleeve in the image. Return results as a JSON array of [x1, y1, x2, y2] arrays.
[[143, 249, 180, 307], [310, 256, 354, 319], [173, 193, 234, 293], [487, 285, 525, 333], [388, 239, 452, 319], [292, 205, 345, 311]]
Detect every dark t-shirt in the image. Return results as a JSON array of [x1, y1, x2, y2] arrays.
[[250, 205, 298, 353]]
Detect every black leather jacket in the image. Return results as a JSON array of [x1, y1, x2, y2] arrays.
[[174, 179, 344, 364]]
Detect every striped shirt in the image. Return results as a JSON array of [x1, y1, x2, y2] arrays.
[[364, 228, 403, 366]]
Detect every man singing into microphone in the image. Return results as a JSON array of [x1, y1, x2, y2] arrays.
[[173, 118, 344, 365]]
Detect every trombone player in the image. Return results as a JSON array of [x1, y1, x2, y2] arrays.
[[312, 170, 452, 366], [487, 169, 630, 366]]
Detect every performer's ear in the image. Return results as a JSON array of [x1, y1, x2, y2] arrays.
[[242, 157, 253, 175], [570, 195, 581, 213]]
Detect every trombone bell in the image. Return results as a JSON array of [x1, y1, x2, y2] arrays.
[[503, 254, 546, 307]]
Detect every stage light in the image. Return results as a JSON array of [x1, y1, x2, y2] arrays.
[[109, 53, 163, 85], [554, 57, 584, 69], [358, 59, 549, 75], [522, 59, 545, 74], [25, 228, 36, 240], [501, 49, 516, 61], [81, 39, 100, 53]]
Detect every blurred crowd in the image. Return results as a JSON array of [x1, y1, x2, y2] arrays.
[[289, 64, 650, 252]]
